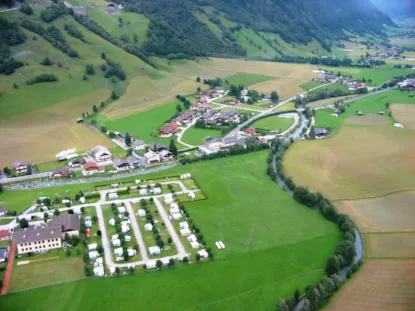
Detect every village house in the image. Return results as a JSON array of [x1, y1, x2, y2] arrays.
[[314, 128, 329, 138], [113, 158, 130, 171], [69, 158, 86, 168], [227, 98, 240, 106], [149, 142, 168, 153], [159, 150, 174, 162], [243, 128, 257, 136], [13, 160, 32, 175], [82, 162, 105, 176], [118, 132, 133, 143], [89, 146, 112, 163], [191, 102, 211, 111], [158, 126, 177, 138], [48, 214, 81, 237], [221, 136, 239, 148], [144, 150, 161, 165], [398, 79, 415, 89], [126, 155, 140, 168], [49, 167, 73, 178], [173, 110, 197, 125], [132, 139, 145, 151], [201, 109, 220, 122], [201, 136, 223, 153], [14, 225, 63, 255], [315, 73, 336, 82], [240, 88, 248, 96], [214, 86, 226, 94], [217, 110, 241, 124]]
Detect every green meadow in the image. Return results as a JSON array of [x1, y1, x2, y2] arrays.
[[0, 151, 341, 310], [224, 72, 276, 87], [181, 127, 222, 146], [251, 115, 294, 132]]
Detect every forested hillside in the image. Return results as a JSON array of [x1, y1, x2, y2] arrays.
[[122, 0, 394, 57]]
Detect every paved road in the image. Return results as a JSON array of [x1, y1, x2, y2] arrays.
[[176, 119, 198, 148], [224, 80, 339, 138], [124, 201, 149, 261], [153, 197, 187, 257]]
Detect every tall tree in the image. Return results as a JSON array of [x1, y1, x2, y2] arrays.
[[169, 139, 178, 156], [270, 91, 279, 102]]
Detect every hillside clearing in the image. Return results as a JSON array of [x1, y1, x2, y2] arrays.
[[284, 126, 415, 200], [325, 260, 415, 311], [224, 72, 276, 86], [390, 103, 415, 129]]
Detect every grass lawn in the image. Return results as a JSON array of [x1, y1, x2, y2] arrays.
[[0, 218, 12, 225], [181, 127, 222, 146], [251, 115, 294, 132], [224, 72, 276, 87], [309, 82, 349, 94], [35, 161, 68, 173], [8, 249, 84, 292], [300, 81, 322, 91]]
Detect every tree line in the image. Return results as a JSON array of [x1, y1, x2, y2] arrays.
[[0, 16, 26, 75], [26, 73, 59, 85]]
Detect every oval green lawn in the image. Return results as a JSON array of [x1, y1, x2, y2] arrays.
[[252, 115, 293, 132]]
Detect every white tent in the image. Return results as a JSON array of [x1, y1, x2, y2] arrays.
[[112, 239, 121, 247], [137, 209, 146, 217], [88, 243, 97, 251], [180, 228, 191, 236], [144, 223, 153, 231], [148, 246, 161, 255], [114, 247, 123, 257], [179, 221, 189, 229], [89, 251, 99, 260], [117, 206, 126, 213], [187, 234, 197, 243]]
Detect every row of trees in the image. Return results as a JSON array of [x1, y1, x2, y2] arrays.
[[0, 17, 26, 75], [64, 23, 87, 42], [21, 21, 78, 58], [26, 73, 58, 85], [294, 88, 351, 108], [40, 2, 72, 23], [268, 138, 361, 311]]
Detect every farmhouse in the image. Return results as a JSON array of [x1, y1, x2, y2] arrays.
[[14, 225, 63, 254], [159, 150, 174, 161], [201, 136, 223, 153], [144, 150, 160, 165], [149, 142, 168, 153], [126, 155, 140, 168], [48, 214, 81, 237], [69, 158, 86, 168], [13, 161, 32, 175], [49, 167, 72, 178], [89, 146, 112, 163], [158, 126, 177, 138], [243, 128, 257, 136], [191, 103, 211, 111], [221, 136, 239, 148], [217, 110, 241, 124], [82, 162, 105, 175], [314, 127, 329, 138], [202, 109, 220, 121], [119, 132, 133, 143], [113, 158, 129, 171], [173, 110, 197, 125], [315, 73, 336, 82], [132, 140, 145, 151]]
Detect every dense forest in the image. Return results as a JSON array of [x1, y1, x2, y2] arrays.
[[0, 17, 26, 74]]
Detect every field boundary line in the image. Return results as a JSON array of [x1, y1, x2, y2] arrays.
[[331, 187, 415, 202], [364, 230, 415, 235], [273, 269, 323, 285]]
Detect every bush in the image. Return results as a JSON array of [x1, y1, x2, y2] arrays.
[[41, 57, 53, 66], [20, 3, 33, 15]]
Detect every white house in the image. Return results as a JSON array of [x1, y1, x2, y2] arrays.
[[144, 223, 153, 231], [112, 239, 121, 247], [89, 251, 99, 260], [114, 247, 123, 257], [240, 88, 248, 96], [139, 189, 148, 195], [89, 145, 112, 163], [161, 258, 171, 266], [153, 187, 162, 194], [197, 249, 209, 259], [88, 243, 97, 251], [85, 220, 92, 228], [148, 246, 161, 255], [170, 207, 180, 214], [121, 225, 130, 233], [108, 193, 118, 200], [170, 202, 179, 209], [179, 221, 189, 229], [180, 228, 191, 236], [146, 260, 157, 269], [137, 209, 146, 217], [188, 234, 197, 243], [109, 218, 115, 226]]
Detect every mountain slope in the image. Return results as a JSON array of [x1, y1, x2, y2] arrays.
[[123, 0, 395, 57], [370, 0, 415, 19]]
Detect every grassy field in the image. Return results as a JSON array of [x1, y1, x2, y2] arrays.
[[284, 126, 415, 200], [181, 127, 222, 146], [224, 72, 276, 87], [251, 115, 294, 132], [235, 28, 279, 59], [0, 151, 341, 310], [306, 95, 355, 109], [206, 58, 317, 99], [366, 233, 415, 259], [300, 81, 322, 91], [325, 259, 415, 311], [335, 191, 415, 233], [8, 249, 84, 292], [390, 104, 415, 129]]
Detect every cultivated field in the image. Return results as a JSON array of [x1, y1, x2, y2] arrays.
[[335, 191, 415, 232], [0, 152, 341, 310], [204, 58, 317, 98], [390, 104, 415, 129], [325, 259, 415, 311], [366, 233, 415, 259], [345, 114, 390, 125], [284, 126, 415, 200]]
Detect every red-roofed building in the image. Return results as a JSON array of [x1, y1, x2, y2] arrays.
[[82, 162, 105, 176], [0, 230, 10, 240], [243, 128, 257, 136]]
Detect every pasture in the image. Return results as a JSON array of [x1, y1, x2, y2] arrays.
[[0, 152, 341, 310], [325, 259, 415, 311], [224, 72, 276, 87], [335, 191, 415, 232], [251, 115, 294, 132], [284, 126, 415, 200], [390, 104, 415, 129], [306, 95, 355, 109], [8, 250, 84, 292], [366, 233, 415, 259], [181, 128, 222, 146], [205, 58, 317, 98], [345, 114, 390, 125]]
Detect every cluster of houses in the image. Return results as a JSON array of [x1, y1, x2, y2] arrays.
[[199, 135, 247, 154], [144, 142, 173, 165], [197, 88, 225, 104], [368, 45, 403, 60], [315, 73, 337, 83], [159, 111, 197, 137], [342, 78, 367, 91], [201, 109, 242, 127], [398, 79, 415, 89], [13, 214, 80, 255]]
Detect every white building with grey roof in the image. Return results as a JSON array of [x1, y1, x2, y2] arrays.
[[14, 225, 63, 255]]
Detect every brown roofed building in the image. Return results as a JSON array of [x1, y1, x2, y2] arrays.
[[14, 225, 63, 254], [48, 214, 80, 237]]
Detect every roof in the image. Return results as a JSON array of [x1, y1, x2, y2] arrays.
[[0, 230, 9, 239], [144, 150, 160, 161], [314, 128, 328, 136], [49, 214, 81, 232], [72, 158, 86, 165], [113, 158, 128, 167], [83, 162, 104, 171], [204, 136, 219, 144], [13, 225, 63, 245], [0, 248, 6, 259], [244, 128, 256, 134], [13, 161, 30, 168], [132, 140, 145, 146], [149, 142, 168, 152], [202, 109, 220, 119], [90, 146, 111, 158], [218, 110, 239, 119], [159, 127, 176, 135], [126, 155, 139, 165], [119, 132, 133, 138], [51, 167, 72, 175], [222, 136, 239, 145], [159, 150, 173, 157]]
